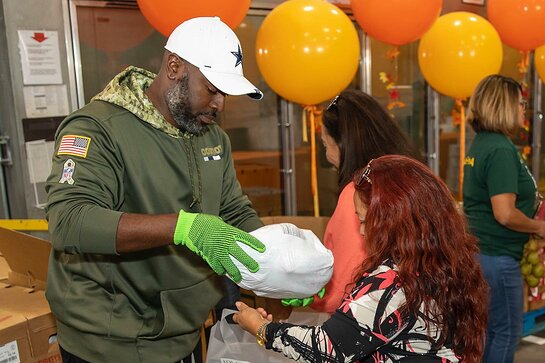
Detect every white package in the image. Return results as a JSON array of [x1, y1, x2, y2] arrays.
[[230, 223, 334, 298]]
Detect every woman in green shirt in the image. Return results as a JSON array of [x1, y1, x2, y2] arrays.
[[463, 74, 545, 363]]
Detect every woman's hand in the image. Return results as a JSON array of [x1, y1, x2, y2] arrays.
[[232, 301, 273, 335]]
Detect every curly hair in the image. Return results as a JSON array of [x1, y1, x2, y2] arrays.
[[353, 155, 487, 363]]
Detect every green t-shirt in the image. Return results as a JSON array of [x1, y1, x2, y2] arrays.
[[463, 132, 536, 260]]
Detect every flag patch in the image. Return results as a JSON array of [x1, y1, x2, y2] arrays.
[[57, 135, 91, 158]]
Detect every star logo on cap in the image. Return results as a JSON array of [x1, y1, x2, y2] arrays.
[[231, 45, 243, 68]]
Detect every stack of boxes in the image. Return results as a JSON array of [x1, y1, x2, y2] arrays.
[[0, 227, 60, 363]]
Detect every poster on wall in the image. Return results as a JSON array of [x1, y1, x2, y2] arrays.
[[18, 30, 62, 85], [25, 139, 54, 184], [23, 85, 69, 118]]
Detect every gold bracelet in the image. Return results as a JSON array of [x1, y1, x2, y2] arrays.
[[256, 321, 270, 347]]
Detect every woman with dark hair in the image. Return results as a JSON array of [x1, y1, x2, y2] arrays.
[[233, 155, 488, 363], [312, 89, 420, 313], [463, 74, 545, 363]]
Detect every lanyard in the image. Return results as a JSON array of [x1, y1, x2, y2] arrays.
[[522, 161, 543, 210]]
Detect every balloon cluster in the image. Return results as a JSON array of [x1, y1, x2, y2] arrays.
[[135, 0, 545, 97], [132, 0, 545, 216]]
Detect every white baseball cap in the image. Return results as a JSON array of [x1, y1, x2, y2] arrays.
[[165, 17, 263, 100]]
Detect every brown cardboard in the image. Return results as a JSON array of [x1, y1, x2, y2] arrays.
[[32, 342, 61, 363], [235, 163, 282, 216], [0, 253, 9, 280], [236, 163, 281, 189], [245, 187, 283, 217], [0, 288, 57, 359], [0, 309, 32, 362], [0, 227, 51, 290], [0, 227, 58, 362]]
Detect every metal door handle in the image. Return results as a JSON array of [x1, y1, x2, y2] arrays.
[[0, 136, 13, 166]]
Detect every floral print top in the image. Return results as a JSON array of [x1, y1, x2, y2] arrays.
[[265, 259, 460, 362]]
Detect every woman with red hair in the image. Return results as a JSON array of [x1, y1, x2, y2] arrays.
[[234, 155, 488, 362]]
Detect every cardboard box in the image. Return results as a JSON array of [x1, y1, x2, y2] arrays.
[[0, 310, 32, 362], [235, 163, 281, 190], [0, 253, 9, 280], [0, 228, 50, 291], [240, 216, 331, 320], [0, 227, 60, 363], [244, 187, 283, 217], [235, 163, 283, 216]]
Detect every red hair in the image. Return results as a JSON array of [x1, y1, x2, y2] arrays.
[[353, 155, 487, 363]]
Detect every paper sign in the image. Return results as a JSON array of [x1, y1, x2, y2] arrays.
[[25, 140, 54, 184], [23, 85, 69, 118], [18, 30, 62, 85], [0, 341, 20, 363]]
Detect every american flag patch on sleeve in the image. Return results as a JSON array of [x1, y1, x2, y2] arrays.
[[57, 135, 91, 158]]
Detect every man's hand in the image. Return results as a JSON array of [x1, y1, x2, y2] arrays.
[[173, 210, 265, 282]]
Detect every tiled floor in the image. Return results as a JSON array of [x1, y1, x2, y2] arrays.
[[515, 329, 545, 362]]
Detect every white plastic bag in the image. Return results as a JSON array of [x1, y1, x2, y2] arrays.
[[231, 223, 334, 298], [206, 309, 329, 363]]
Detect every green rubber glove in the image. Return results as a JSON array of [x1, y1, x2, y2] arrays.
[[281, 287, 326, 307], [173, 210, 265, 283]]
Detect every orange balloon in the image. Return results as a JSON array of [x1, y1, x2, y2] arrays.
[[137, 0, 250, 37], [418, 12, 503, 99], [256, 0, 360, 105], [487, 0, 545, 51], [351, 0, 442, 46]]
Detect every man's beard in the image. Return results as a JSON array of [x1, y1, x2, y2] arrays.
[[165, 74, 215, 135]]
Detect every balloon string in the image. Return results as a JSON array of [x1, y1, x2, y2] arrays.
[[457, 98, 466, 201], [380, 47, 405, 111], [518, 50, 530, 74], [518, 51, 530, 94], [303, 105, 323, 217], [517, 51, 531, 158], [391, 46, 399, 84], [302, 110, 308, 142]]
